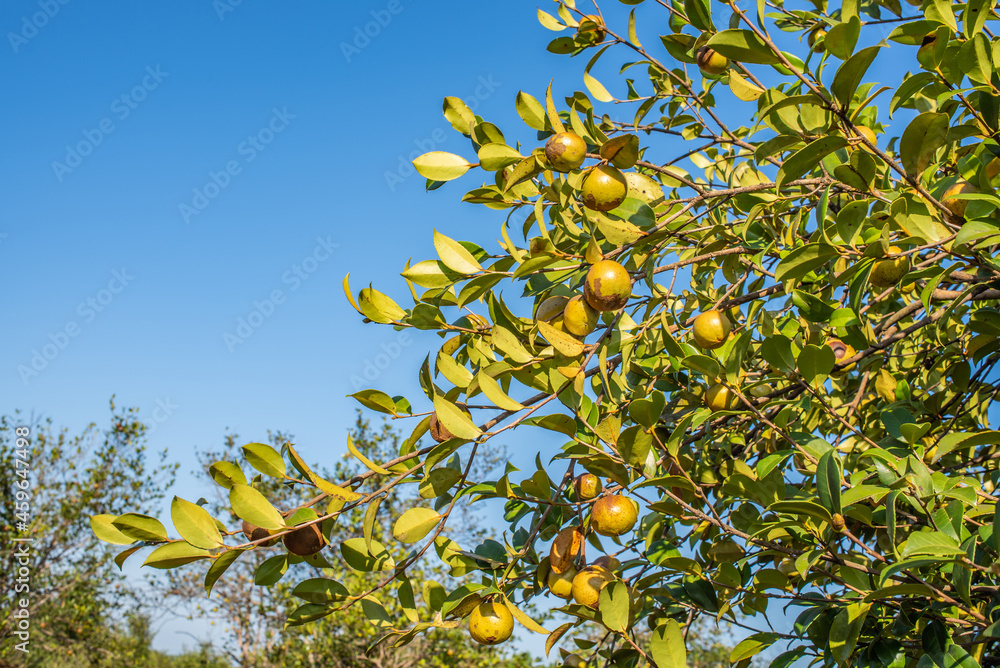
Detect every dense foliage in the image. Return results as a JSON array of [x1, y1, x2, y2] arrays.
[[93, 0, 1000, 666]]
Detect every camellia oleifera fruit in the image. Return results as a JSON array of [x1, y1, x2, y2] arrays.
[[581, 165, 627, 212], [242, 520, 278, 547], [827, 339, 857, 372], [584, 260, 631, 312], [705, 383, 733, 412], [574, 473, 603, 501], [545, 132, 587, 173], [283, 522, 325, 557], [941, 180, 979, 218], [563, 295, 599, 337], [468, 600, 513, 645], [691, 310, 731, 350], [696, 46, 729, 75], [548, 565, 577, 599], [571, 565, 615, 609], [576, 14, 606, 43], [870, 246, 910, 289], [591, 495, 638, 537]]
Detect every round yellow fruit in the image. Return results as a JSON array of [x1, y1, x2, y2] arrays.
[[696, 46, 729, 75], [283, 523, 325, 557], [563, 296, 599, 337], [591, 495, 638, 537], [581, 165, 628, 212], [468, 600, 513, 645], [584, 260, 631, 312], [854, 125, 877, 149], [870, 246, 910, 288], [571, 565, 615, 609], [545, 132, 587, 173], [692, 310, 732, 350], [807, 27, 826, 53], [941, 181, 979, 219], [548, 565, 578, 599], [577, 14, 606, 43], [574, 473, 603, 500], [705, 383, 734, 412], [536, 295, 569, 323]]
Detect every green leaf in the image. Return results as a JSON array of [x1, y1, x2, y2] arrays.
[[477, 143, 523, 172], [598, 581, 631, 633], [650, 618, 688, 668], [476, 370, 524, 411], [412, 152, 472, 182], [432, 395, 482, 440], [142, 541, 212, 569], [419, 467, 462, 499], [241, 442, 287, 479], [170, 497, 223, 549], [433, 230, 482, 275], [831, 46, 882, 109], [90, 514, 136, 545], [798, 344, 836, 384], [341, 537, 393, 572], [515, 91, 546, 130], [537, 320, 585, 357], [254, 554, 288, 585], [682, 355, 722, 379], [829, 602, 870, 664], [825, 16, 861, 59], [112, 513, 168, 543], [358, 287, 406, 324], [816, 450, 842, 516], [705, 30, 781, 64], [392, 507, 442, 544], [900, 112, 949, 176], [204, 549, 244, 596], [774, 243, 838, 283], [209, 462, 246, 490], [761, 335, 796, 374], [291, 578, 350, 605], [503, 596, 550, 634], [901, 531, 965, 558], [229, 485, 285, 531], [731, 633, 780, 663], [776, 138, 848, 188], [442, 97, 476, 135]]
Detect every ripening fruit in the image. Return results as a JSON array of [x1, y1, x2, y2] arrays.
[[584, 260, 631, 312], [855, 125, 877, 148], [571, 565, 615, 608], [777, 557, 800, 579], [591, 495, 638, 537], [696, 47, 729, 75], [831, 513, 846, 532], [807, 27, 826, 53], [283, 523, 325, 557], [870, 246, 910, 288], [242, 520, 278, 547], [536, 295, 570, 323], [592, 555, 621, 571], [574, 473, 603, 501], [581, 165, 628, 212], [545, 132, 587, 173], [827, 339, 857, 372], [563, 296, 599, 337], [705, 383, 733, 412], [691, 310, 732, 350], [468, 600, 513, 645], [941, 180, 979, 218], [548, 565, 578, 599], [577, 14, 606, 43]]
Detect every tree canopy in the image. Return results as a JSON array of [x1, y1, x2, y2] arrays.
[[93, 1, 1000, 666]]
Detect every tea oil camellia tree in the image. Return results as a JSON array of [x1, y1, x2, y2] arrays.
[[95, 0, 1000, 665]]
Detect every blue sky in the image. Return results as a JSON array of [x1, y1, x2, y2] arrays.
[[1, 0, 925, 657]]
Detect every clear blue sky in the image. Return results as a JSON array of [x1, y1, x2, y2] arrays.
[[1, 0, 921, 656]]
